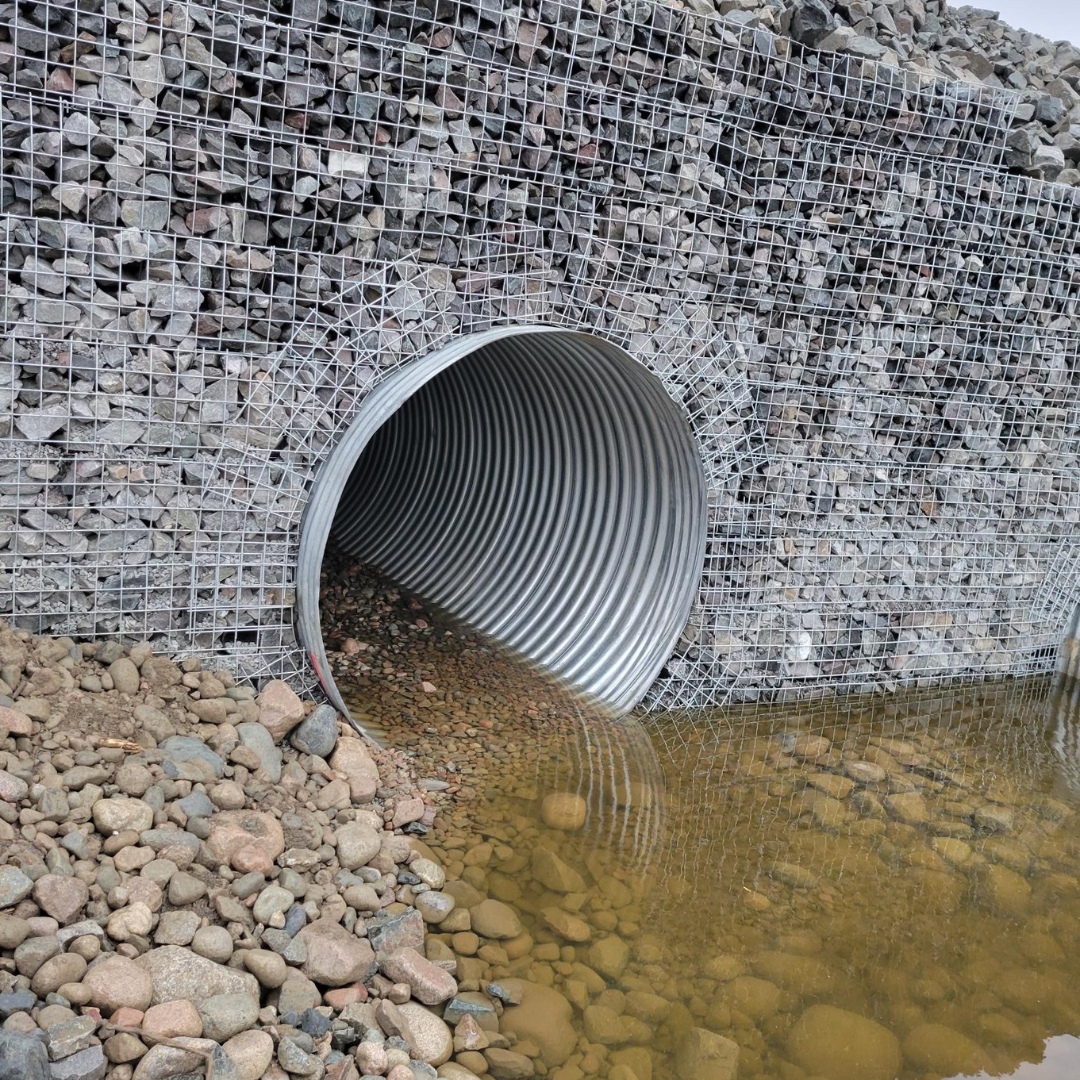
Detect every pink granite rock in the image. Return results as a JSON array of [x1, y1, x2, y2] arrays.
[[329, 739, 379, 804], [379, 948, 457, 1006], [205, 811, 284, 874], [256, 681, 305, 743], [82, 955, 154, 1013], [32, 875, 88, 925], [141, 1000, 203, 1040], [295, 919, 376, 987], [391, 797, 425, 829], [0, 707, 32, 736]]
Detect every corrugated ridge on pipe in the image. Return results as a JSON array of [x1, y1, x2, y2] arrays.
[[295, 327, 707, 741]]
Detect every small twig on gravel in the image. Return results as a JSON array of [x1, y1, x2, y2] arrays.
[[92, 737, 145, 753]]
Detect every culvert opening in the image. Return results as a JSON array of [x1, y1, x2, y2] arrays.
[[297, 327, 707, 739]]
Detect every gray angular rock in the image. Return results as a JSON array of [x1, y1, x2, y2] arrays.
[[130, 56, 165, 98], [13, 407, 67, 442], [94, 643, 125, 665], [790, 0, 833, 47], [443, 995, 498, 1027], [289, 705, 339, 759], [368, 909, 425, 956], [0, 991, 37, 1019], [260, 929, 307, 965], [158, 737, 225, 780], [277, 1036, 321, 1076], [1035, 96, 1066, 124], [61, 113, 99, 148], [0, 1031, 49, 1080], [49, 1045, 107, 1080], [38, 789, 70, 822], [154, 910, 200, 946], [46, 1016, 98, 1062], [176, 791, 214, 818], [0, 866, 34, 909]]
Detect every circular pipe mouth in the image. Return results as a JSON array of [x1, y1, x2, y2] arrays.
[[296, 327, 707, 741]]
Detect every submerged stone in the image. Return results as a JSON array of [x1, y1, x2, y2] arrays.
[[903, 1023, 992, 1076], [975, 863, 1032, 916], [787, 1004, 901, 1080], [675, 1027, 739, 1080], [500, 982, 576, 1067]]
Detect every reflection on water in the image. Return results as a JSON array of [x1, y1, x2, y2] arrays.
[[972, 1036, 1080, 1080], [1048, 677, 1080, 798], [639, 678, 1080, 1079], [322, 561, 1080, 1080]]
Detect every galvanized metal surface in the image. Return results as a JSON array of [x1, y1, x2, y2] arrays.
[[296, 328, 708, 733]]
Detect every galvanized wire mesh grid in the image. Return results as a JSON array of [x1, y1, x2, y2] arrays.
[[646, 671, 1068, 911], [2, 0, 1079, 711]]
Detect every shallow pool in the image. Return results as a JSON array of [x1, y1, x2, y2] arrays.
[[324, 560, 1080, 1080]]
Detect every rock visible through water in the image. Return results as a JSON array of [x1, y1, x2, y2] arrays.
[[787, 1005, 902, 1080]]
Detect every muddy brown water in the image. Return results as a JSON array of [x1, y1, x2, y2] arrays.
[[322, 559, 1080, 1080]]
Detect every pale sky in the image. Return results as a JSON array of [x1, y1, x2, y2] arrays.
[[977, 1, 1080, 46]]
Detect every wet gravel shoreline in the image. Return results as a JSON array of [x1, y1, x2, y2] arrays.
[[0, 548, 680, 1080], [5, 549, 1080, 1080]]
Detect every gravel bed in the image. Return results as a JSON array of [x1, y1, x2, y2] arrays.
[[0, 613, 516, 1080]]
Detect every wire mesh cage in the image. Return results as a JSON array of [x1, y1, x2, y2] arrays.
[[2, 0, 1080, 713]]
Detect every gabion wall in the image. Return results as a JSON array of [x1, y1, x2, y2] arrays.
[[3, 0, 1080, 711]]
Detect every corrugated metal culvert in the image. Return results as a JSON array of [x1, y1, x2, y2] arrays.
[[297, 327, 708, 736]]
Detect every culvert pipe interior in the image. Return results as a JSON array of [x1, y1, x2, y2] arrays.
[[296, 329, 708, 731]]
